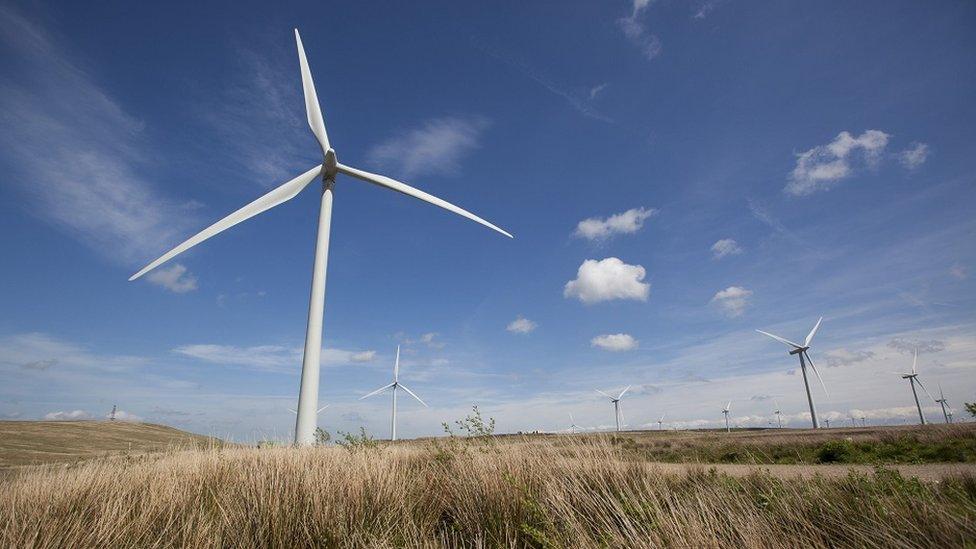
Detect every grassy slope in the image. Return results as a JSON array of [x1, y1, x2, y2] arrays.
[[1, 437, 974, 547], [0, 421, 224, 468]]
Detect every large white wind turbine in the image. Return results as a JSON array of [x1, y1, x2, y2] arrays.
[[722, 400, 732, 432], [596, 386, 631, 433], [128, 30, 511, 445], [757, 317, 828, 429], [898, 347, 934, 425], [360, 346, 427, 441], [936, 384, 953, 424]]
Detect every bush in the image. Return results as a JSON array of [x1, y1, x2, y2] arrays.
[[817, 440, 861, 463]]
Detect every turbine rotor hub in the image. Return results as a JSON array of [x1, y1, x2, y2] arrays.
[[323, 149, 339, 181]]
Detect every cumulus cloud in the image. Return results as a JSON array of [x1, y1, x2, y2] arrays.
[[564, 258, 650, 304], [146, 263, 198, 293], [367, 116, 489, 178], [44, 410, 92, 420], [898, 142, 929, 169], [786, 130, 890, 196], [591, 333, 639, 352], [617, 0, 662, 60], [506, 316, 538, 334], [710, 286, 752, 317], [887, 338, 945, 355], [710, 238, 742, 259], [109, 410, 142, 422], [824, 349, 875, 367], [574, 207, 657, 241]]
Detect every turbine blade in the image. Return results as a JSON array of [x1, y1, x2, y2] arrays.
[[129, 165, 323, 281], [595, 389, 615, 400], [804, 351, 829, 398], [360, 382, 395, 400], [287, 408, 297, 414], [617, 385, 632, 400], [756, 330, 803, 349], [726, 400, 732, 412], [398, 384, 428, 407], [915, 377, 935, 402], [804, 316, 823, 347], [317, 404, 330, 414], [294, 29, 330, 154], [394, 345, 400, 382], [336, 162, 513, 239], [912, 347, 918, 375]]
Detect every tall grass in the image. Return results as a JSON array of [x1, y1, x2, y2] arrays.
[[3, 436, 974, 547]]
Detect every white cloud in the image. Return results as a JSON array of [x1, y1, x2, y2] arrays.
[[786, 130, 890, 196], [710, 238, 742, 259], [146, 263, 198, 294], [351, 351, 377, 363], [367, 116, 489, 178], [564, 258, 650, 304], [693, 0, 725, 19], [44, 410, 92, 420], [887, 337, 945, 355], [506, 316, 538, 334], [173, 343, 375, 372], [589, 83, 609, 99], [0, 7, 197, 269], [109, 410, 142, 422], [617, 0, 662, 60], [949, 264, 967, 280], [574, 207, 657, 241], [710, 286, 752, 317], [591, 333, 638, 352], [0, 333, 146, 373], [898, 142, 929, 170], [823, 348, 875, 367]]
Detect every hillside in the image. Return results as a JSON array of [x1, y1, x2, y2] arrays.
[[0, 421, 225, 469]]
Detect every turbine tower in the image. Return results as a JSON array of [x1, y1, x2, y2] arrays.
[[898, 347, 934, 425], [596, 386, 631, 432], [935, 384, 952, 424], [361, 346, 427, 441], [127, 30, 511, 445], [722, 400, 732, 432], [773, 399, 783, 428], [757, 317, 829, 428]]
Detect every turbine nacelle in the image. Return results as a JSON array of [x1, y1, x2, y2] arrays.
[[788, 346, 810, 355], [323, 149, 338, 180]]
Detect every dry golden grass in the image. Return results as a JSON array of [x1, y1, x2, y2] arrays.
[[2, 435, 974, 548]]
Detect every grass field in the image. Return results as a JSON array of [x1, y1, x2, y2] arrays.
[[1, 422, 975, 547]]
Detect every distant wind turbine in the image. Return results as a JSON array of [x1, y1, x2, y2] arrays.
[[657, 413, 665, 430], [935, 384, 952, 424], [898, 347, 934, 425], [757, 317, 829, 428], [824, 418, 830, 428], [596, 386, 631, 432], [773, 399, 783, 428], [722, 400, 732, 432], [569, 413, 582, 434], [127, 30, 512, 446], [360, 346, 427, 441]]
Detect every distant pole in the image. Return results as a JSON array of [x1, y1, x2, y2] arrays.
[[724, 411, 730, 432], [110, 404, 117, 421]]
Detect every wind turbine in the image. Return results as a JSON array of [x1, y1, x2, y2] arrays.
[[568, 413, 582, 434], [596, 386, 631, 432], [127, 30, 512, 446], [288, 404, 330, 415], [722, 400, 732, 432], [757, 317, 828, 428], [360, 346, 427, 441], [773, 399, 783, 428], [824, 418, 830, 428], [656, 413, 665, 430], [935, 384, 952, 424], [898, 347, 934, 425]]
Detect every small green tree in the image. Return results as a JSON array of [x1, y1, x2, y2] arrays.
[[314, 427, 331, 445], [336, 427, 378, 451], [443, 405, 496, 438], [965, 402, 976, 418]]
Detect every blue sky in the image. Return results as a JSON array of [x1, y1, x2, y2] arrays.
[[1, 1, 974, 441]]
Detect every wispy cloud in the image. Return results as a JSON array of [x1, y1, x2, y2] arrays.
[[710, 238, 742, 259], [367, 116, 490, 179], [617, 0, 663, 61], [147, 264, 198, 294], [473, 38, 613, 122], [574, 207, 657, 241], [506, 316, 538, 334], [172, 343, 378, 372], [0, 6, 198, 276], [898, 142, 930, 170]]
